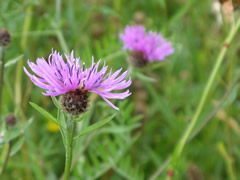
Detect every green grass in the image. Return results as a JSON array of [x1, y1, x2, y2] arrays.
[[1, 0, 240, 179]]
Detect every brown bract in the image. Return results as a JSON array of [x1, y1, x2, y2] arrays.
[[61, 88, 88, 115], [129, 51, 148, 67]]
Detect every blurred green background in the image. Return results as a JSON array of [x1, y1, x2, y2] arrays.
[[1, 0, 240, 179]]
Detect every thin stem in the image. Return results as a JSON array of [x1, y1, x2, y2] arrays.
[[17, 6, 33, 179], [171, 18, 240, 165], [0, 143, 11, 175], [149, 157, 171, 180], [56, 0, 61, 26], [0, 47, 5, 123], [56, 30, 70, 55], [218, 142, 237, 180], [15, 5, 32, 113], [54, 0, 70, 56], [64, 118, 76, 180], [188, 81, 236, 141], [148, 80, 238, 180]]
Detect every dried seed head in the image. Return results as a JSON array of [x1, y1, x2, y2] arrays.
[[61, 88, 88, 115], [128, 51, 148, 67], [5, 113, 17, 127], [0, 29, 11, 47]]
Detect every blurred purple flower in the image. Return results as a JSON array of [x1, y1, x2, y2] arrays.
[[119, 25, 174, 62], [24, 50, 131, 110]]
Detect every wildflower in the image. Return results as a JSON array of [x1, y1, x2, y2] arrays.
[[119, 25, 174, 67], [0, 29, 11, 47], [47, 120, 59, 132], [24, 50, 132, 115]]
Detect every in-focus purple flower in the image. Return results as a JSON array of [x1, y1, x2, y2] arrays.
[[24, 50, 132, 114], [119, 25, 174, 66]]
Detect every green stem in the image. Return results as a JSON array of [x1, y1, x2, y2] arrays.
[[171, 18, 240, 165], [0, 142, 11, 175], [15, 5, 32, 113], [0, 47, 5, 123], [64, 118, 76, 180], [218, 142, 237, 180], [56, 0, 61, 26], [56, 30, 70, 55]]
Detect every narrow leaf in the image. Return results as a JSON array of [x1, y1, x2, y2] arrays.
[[74, 111, 90, 122], [29, 102, 65, 129], [5, 117, 33, 142], [74, 114, 115, 139], [135, 72, 156, 83], [10, 137, 24, 156], [51, 96, 61, 109], [222, 83, 240, 108], [4, 55, 24, 68], [99, 124, 140, 134]]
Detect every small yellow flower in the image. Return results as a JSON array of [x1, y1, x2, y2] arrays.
[[47, 120, 59, 133]]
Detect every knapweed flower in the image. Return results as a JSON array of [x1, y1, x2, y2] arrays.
[[24, 50, 132, 115], [119, 25, 174, 67]]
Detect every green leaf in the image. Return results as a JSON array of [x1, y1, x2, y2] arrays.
[[99, 124, 140, 134], [29, 102, 65, 129], [130, 115, 143, 124], [4, 54, 24, 68], [158, 0, 167, 9], [135, 72, 156, 83], [51, 96, 61, 109], [28, 152, 45, 180], [4, 118, 33, 142], [145, 83, 176, 124], [104, 50, 127, 62], [74, 111, 90, 122], [74, 114, 115, 140], [94, 6, 121, 18], [10, 137, 24, 156], [222, 83, 240, 108]]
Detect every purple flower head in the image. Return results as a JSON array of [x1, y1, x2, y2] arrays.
[[119, 25, 174, 62], [24, 50, 132, 111]]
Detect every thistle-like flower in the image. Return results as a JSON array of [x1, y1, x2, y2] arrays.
[[24, 50, 132, 115], [119, 25, 174, 67]]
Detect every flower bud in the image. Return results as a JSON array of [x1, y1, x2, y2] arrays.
[[0, 29, 11, 47], [5, 113, 17, 127]]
